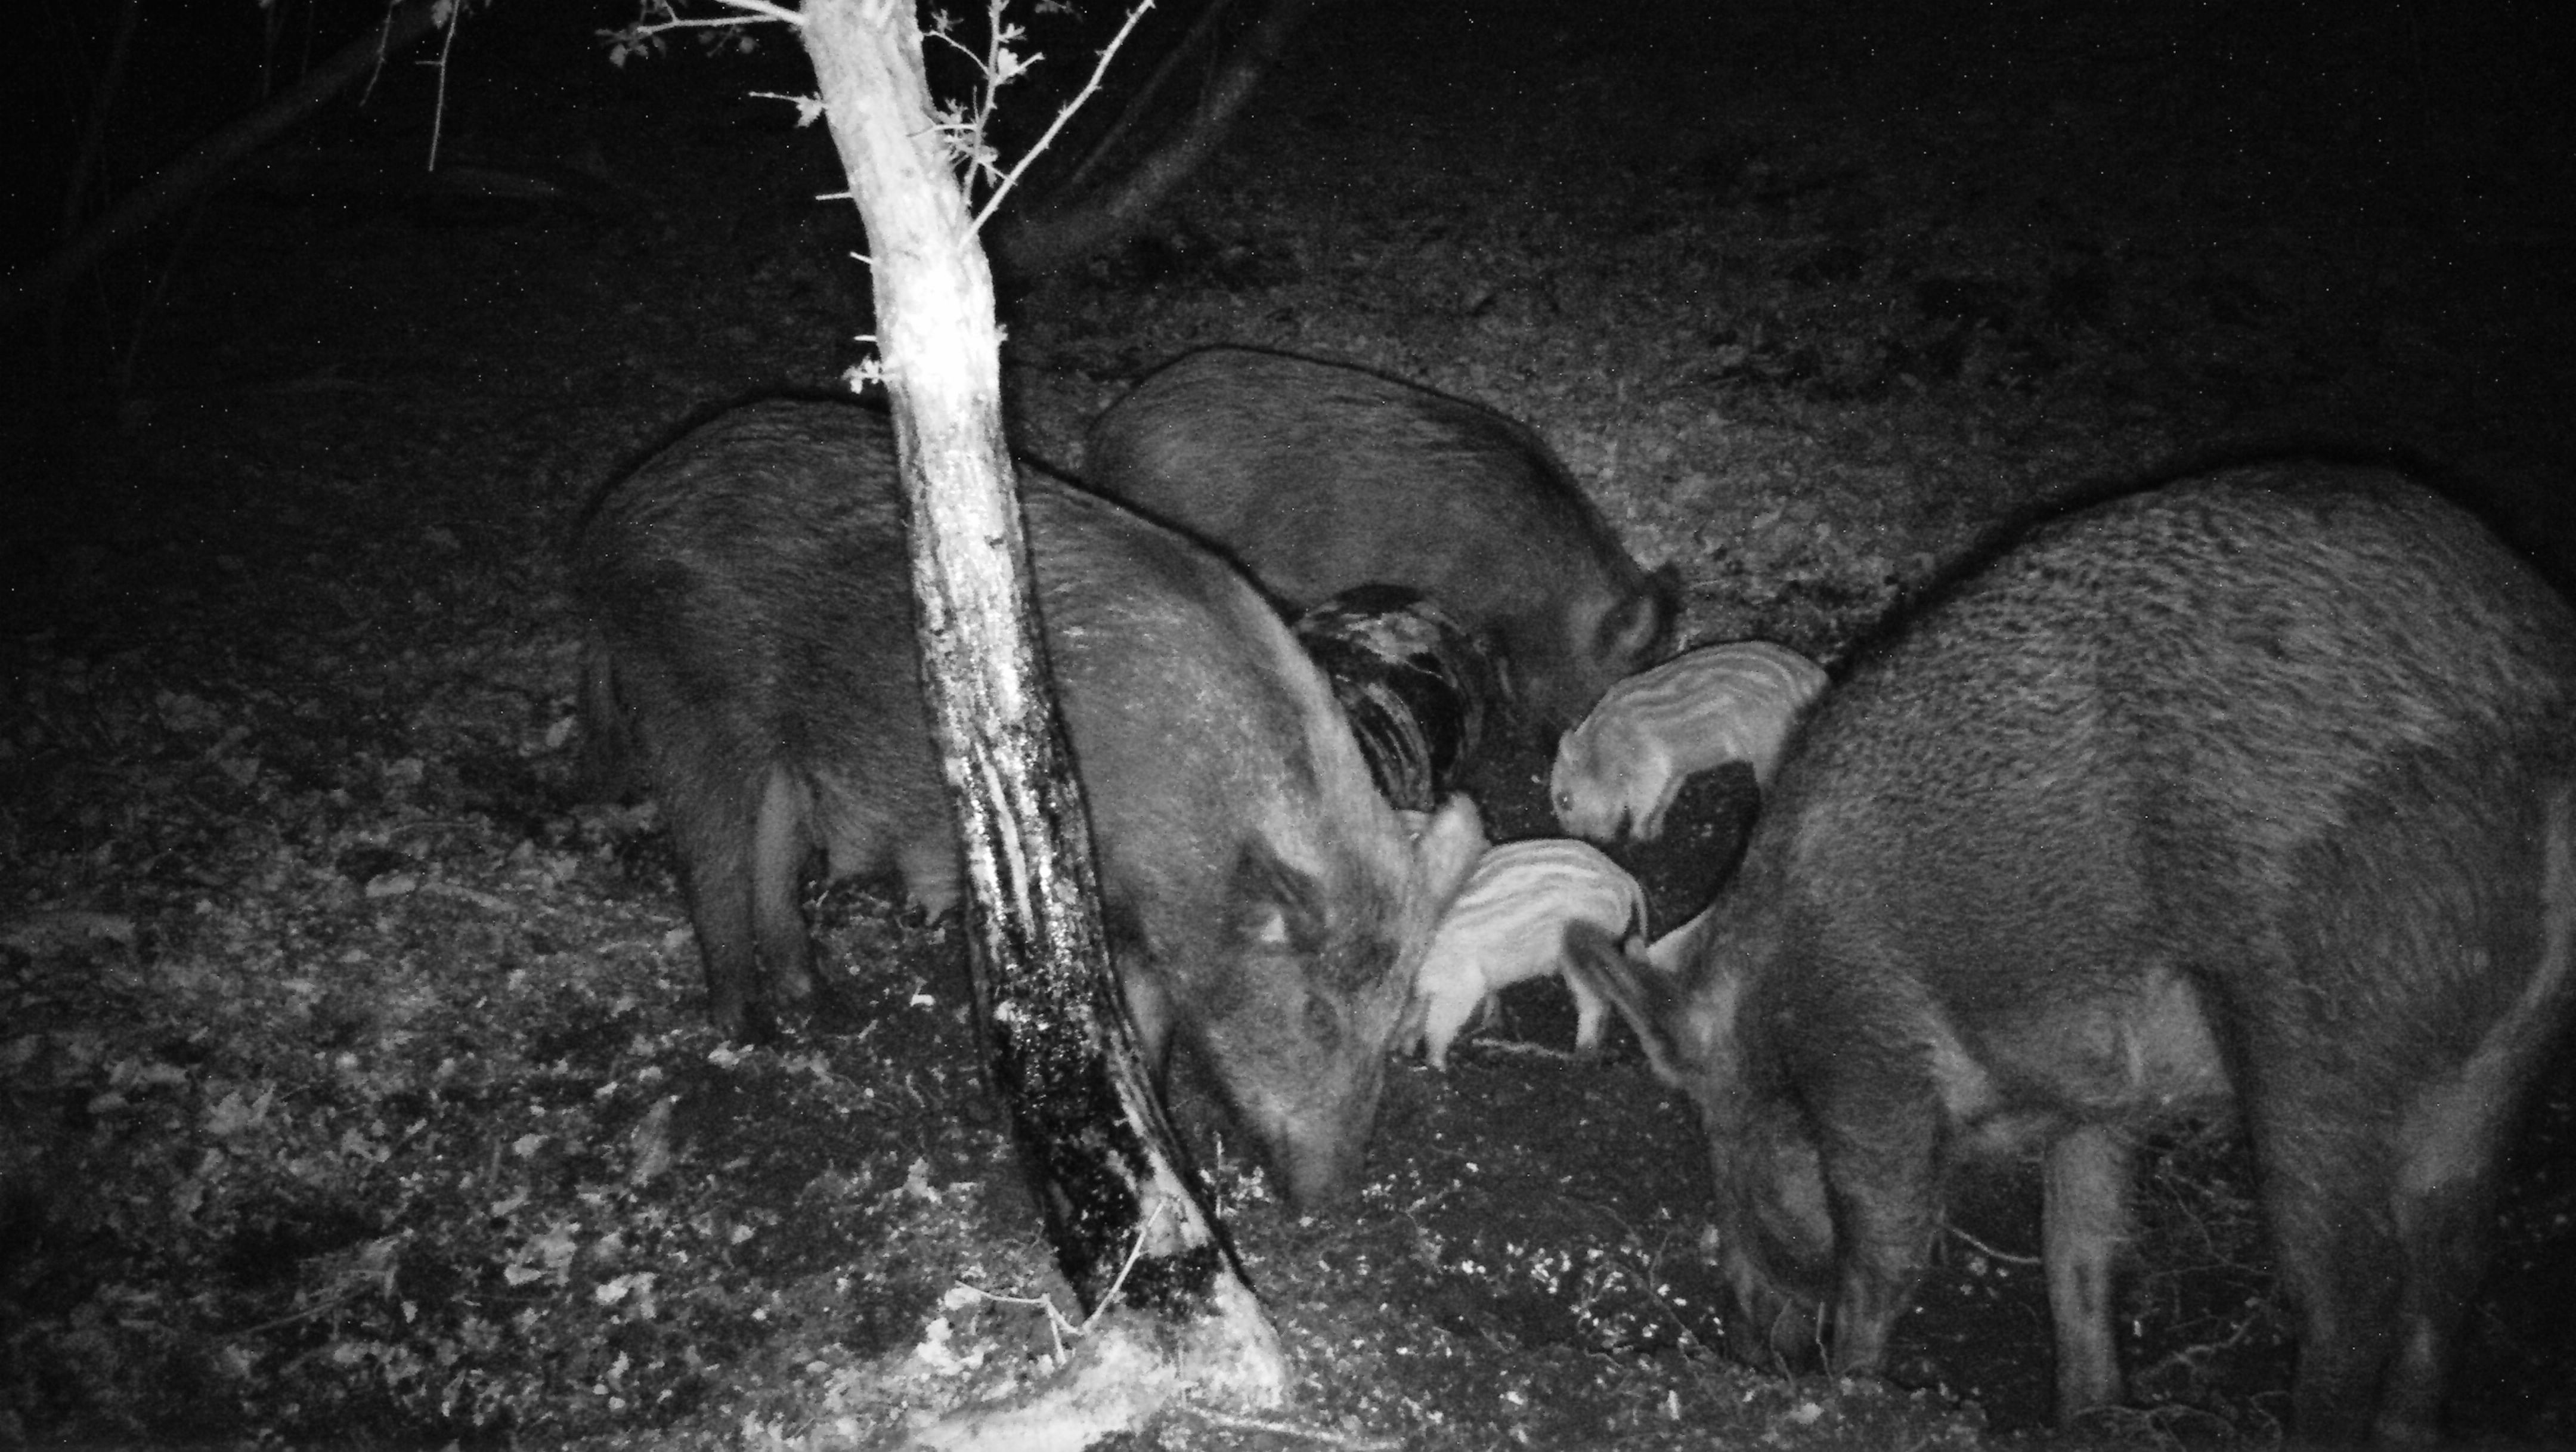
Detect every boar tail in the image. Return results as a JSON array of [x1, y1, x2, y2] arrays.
[[1563, 921, 1727, 1089], [573, 639, 642, 803]]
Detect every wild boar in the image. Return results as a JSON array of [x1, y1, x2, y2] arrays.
[[1083, 346, 1677, 735], [572, 400, 1486, 1208], [1566, 461, 2576, 1445]]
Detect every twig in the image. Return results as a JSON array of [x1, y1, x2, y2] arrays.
[[57, 0, 144, 246], [1576, 1197, 1729, 1385], [1178, 1406, 1402, 1449], [973, 0, 1156, 229], [946, 1283, 1083, 1361], [1077, 1194, 1172, 1332], [425, 0, 462, 170], [615, 0, 804, 54], [2130, 1299, 2271, 1383], [942, 1191, 1175, 1361], [1451, 1038, 1577, 1060], [1942, 1222, 2043, 1267], [924, 2, 1025, 194], [683, 0, 806, 29], [227, 1286, 368, 1339], [420, 880, 517, 914], [4, 0, 447, 324], [1063, 0, 1233, 193]]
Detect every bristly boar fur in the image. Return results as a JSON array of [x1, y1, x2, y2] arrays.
[[572, 401, 1486, 1209], [1566, 460, 2576, 1447], [1083, 346, 1678, 735]]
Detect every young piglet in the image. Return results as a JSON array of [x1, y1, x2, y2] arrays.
[[1404, 839, 1648, 1069], [1550, 640, 1828, 841]]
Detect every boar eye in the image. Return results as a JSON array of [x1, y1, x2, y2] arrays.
[[1233, 841, 1327, 955]]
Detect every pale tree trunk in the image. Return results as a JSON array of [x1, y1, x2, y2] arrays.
[[797, 0, 1285, 1442]]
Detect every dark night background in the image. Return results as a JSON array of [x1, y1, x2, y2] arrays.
[[5, 0, 2575, 1447]]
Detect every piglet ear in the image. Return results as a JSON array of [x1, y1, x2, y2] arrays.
[[1562, 921, 1716, 1088]]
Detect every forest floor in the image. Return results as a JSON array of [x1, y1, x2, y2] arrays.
[[6, 0, 2575, 1447]]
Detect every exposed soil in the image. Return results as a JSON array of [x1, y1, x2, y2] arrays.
[[6, 0, 2574, 1447]]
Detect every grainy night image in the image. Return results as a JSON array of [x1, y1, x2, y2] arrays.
[[6, 0, 2574, 1447]]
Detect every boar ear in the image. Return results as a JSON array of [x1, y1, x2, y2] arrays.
[[1562, 921, 1717, 1088], [1474, 624, 1525, 708], [1598, 565, 1683, 667]]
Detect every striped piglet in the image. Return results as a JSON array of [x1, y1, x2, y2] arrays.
[[1550, 640, 1828, 841], [1403, 840, 1648, 1069]]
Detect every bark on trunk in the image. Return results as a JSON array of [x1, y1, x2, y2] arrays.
[[799, 2, 1283, 1414]]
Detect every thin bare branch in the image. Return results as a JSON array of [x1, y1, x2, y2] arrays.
[[1179, 1408, 1404, 1450], [58, 0, 145, 244], [1, 0, 447, 324], [1077, 1197, 1175, 1333], [974, 0, 1156, 228], [1063, 0, 1234, 193], [987, 0, 1321, 277], [426, 0, 463, 169], [1943, 1222, 2045, 1267], [631, 0, 804, 38]]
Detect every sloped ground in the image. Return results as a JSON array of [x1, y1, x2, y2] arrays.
[[5, 0, 2574, 1446]]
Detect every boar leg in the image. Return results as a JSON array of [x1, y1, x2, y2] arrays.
[[2042, 1123, 2131, 1422], [2379, 1129, 2497, 1448], [750, 766, 819, 1015], [1817, 1076, 1945, 1378], [2376, 804, 2576, 1445], [813, 770, 962, 921], [663, 763, 773, 1041], [2245, 1061, 2405, 1449], [892, 835, 964, 920]]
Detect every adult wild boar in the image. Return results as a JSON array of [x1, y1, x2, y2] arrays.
[[572, 401, 1485, 1209], [1083, 346, 1677, 735], [1567, 461, 2576, 1446]]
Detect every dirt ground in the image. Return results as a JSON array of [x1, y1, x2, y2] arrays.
[[6, 0, 2575, 1447]]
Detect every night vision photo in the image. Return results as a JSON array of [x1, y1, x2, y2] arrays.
[[6, 0, 2572, 1447]]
